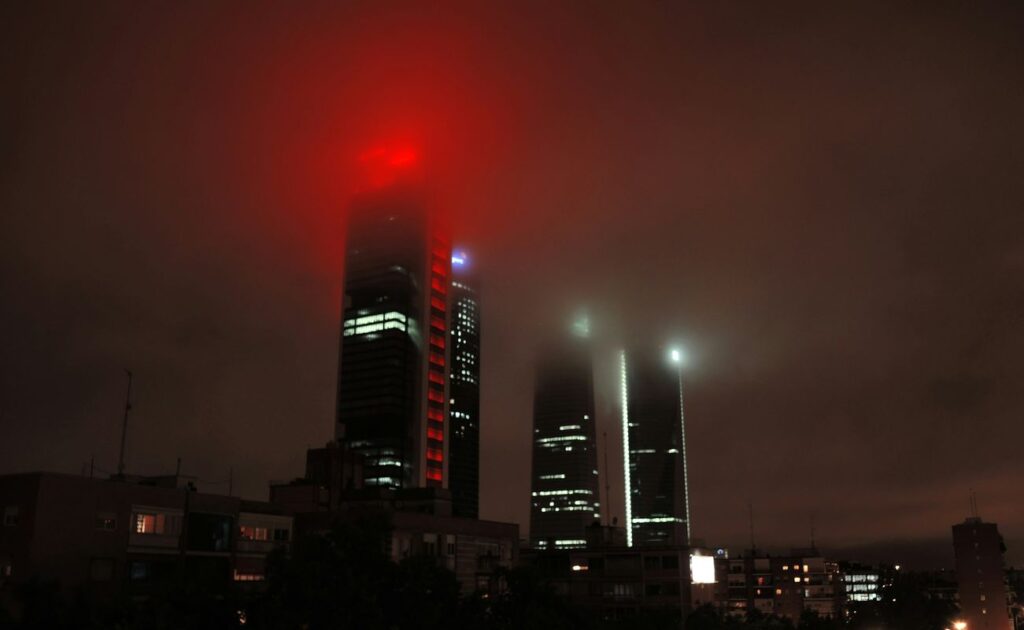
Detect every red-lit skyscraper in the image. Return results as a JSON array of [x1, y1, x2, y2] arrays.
[[335, 163, 451, 490]]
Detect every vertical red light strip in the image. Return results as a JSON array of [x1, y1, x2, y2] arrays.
[[425, 227, 450, 488]]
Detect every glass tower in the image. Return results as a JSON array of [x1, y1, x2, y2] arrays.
[[335, 184, 451, 489], [448, 252, 480, 517], [529, 331, 601, 549], [620, 347, 690, 547]]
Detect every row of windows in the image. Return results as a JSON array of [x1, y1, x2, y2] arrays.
[[239, 525, 290, 542]]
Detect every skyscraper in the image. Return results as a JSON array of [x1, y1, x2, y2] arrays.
[[952, 516, 1013, 630], [335, 180, 451, 490], [620, 347, 690, 547], [529, 327, 601, 549], [448, 251, 480, 518]]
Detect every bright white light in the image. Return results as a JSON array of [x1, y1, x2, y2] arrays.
[[670, 348, 681, 363], [620, 350, 633, 547], [452, 252, 467, 266], [690, 555, 715, 584], [953, 622, 967, 630]]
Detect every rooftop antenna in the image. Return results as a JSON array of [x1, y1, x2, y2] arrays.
[[810, 512, 817, 553], [116, 369, 133, 478], [969, 490, 979, 518]]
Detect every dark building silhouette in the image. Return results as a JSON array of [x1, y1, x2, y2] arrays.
[[620, 347, 690, 547], [335, 184, 451, 490], [0, 472, 291, 597], [448, 252, 480, 518], [269, 443, 518, 595], [529, 326, 601, 549], [520, 543, 692, 618], [952, 516, 1013, 630]]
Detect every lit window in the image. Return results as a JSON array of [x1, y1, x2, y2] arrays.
[[239, 526, 269, 541], [134, 513, 166, 534], [95, 513, 117, 531]]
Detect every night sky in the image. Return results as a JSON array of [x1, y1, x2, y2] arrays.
[[2, 3, 1022, 568]]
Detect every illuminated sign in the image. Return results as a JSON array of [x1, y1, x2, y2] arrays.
[[690, 554, 716, 584]]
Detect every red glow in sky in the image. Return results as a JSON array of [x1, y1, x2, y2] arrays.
[[357, 145, 421, 189]]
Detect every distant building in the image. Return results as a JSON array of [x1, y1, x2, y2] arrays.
[[521, 543, 692, 621], [336, 183, 451, 490], [620, 347, 690, 547], [953, 517, 1013, 630], [0, 472, 291, 597], [838, 561, 894, 622], [724, 551, 842, 620], [448, 251, 480, 518], [529, 328, 601, 550]]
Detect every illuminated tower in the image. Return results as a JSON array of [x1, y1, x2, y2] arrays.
[[529, 322, 601, 549], [448, 251, 480, 518], [335, 154, 450, 490], [620, 347, 690, 547]]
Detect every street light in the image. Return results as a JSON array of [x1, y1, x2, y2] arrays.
[[953, 621, 967, 630]]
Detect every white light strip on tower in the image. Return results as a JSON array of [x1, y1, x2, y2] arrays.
[[678, 362, 692, 544], [620, 350, 633, 548]]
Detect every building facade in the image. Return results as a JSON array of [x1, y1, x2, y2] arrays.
[[529, 334, 601, 550], [953, 517, 1013, 630], [0, 472, 291, 598], [336, 184, 451, 490], [448, 252, 480, 518], [522, 543, 692, 621], [724, 551, 842, 620], [620, 347, 690, 547]]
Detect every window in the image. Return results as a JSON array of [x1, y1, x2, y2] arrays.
[[1, 560, 12, 578], [186, 513, 232, 552], [3, 506, 18, 527], [662, 555, 679, 569], [129, 561, 150, 581], [273, 528, 290, 542], [239, 526, 269, 541], [96, 513, 117, 531], [134, 512, 166, 534], [644, 556, 661, 570]]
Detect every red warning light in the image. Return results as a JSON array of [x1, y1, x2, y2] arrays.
[[357, 144, 420, 189]]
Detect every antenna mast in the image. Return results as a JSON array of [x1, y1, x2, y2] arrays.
[[748, 500, 756, 553], [117, 369, 133, 478]]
